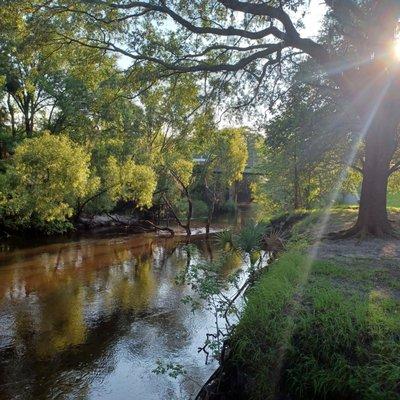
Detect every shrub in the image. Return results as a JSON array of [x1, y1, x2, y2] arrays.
[[0, 132, 93, 230]]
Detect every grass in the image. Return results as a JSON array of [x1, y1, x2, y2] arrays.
[[388, 193, 400, 208], [335, 192, 400, 210], [231, 210, 400, 400]]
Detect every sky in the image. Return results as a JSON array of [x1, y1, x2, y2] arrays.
[[302, 0, 327, 38]]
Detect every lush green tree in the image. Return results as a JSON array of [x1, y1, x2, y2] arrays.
[[162, 158, 195, 235], [0, 1, 253, 235], [0, 1, 65, 137], [49, 0, 400, 236], [106, 156, 156, 208], [0, 0, 130, 141], [130, 79, 218, 235], [0, 132, 159, 232], [254, 78, 361, 213], [0, 133, 94, 231]]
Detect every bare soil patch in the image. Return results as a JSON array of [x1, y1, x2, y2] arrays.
[[316, 209, 400, 262]]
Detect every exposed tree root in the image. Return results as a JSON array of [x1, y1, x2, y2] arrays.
[[327, 221, 398, 240]]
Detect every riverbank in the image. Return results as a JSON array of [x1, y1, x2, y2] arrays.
[[206, 208, 400, 399], [1, 208, 251, 242]]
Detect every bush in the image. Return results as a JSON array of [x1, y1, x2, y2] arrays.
[[0, 132, 93, 231]]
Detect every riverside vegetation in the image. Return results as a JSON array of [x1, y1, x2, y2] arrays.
[[194, 208, 400, 399]]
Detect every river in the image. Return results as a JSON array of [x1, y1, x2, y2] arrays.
[[0, 214, 250, 400]]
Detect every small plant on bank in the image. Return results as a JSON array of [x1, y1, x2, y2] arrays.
[[177, 223, 272, 363]]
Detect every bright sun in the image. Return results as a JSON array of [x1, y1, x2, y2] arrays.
[[394, 40, 400, 60]]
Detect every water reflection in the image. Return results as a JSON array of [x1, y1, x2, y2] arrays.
[[0, 232, 240, 400]]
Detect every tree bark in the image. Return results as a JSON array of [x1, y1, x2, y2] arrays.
[[7, 94, 16, 137], [340, 90, 400, 238], [24, 106, 33, 137]]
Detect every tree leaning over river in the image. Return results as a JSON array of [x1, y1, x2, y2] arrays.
[[40, 0, 400, 237]]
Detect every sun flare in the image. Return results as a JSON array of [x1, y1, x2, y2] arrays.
[[394, 40, 400, 60]]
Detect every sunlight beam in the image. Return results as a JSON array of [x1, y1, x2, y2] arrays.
[[394, 40, 400, 61], [272, 71, 393, 386]]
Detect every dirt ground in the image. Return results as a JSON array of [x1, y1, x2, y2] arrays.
[[316, 209, 400, 263]]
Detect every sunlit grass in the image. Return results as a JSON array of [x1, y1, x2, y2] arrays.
[[333, 193, 400, 210], [387, 192, 400, 208], [231, 212, 400, 399]]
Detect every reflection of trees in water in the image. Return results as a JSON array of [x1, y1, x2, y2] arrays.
[[35, 284, 86, 357], [0, 235, 217, 400], [0, 307, 136, 400], [106, 255, 156, 312]]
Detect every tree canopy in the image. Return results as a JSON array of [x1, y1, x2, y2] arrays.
[[38, 0, 399, 237], [2, 0, 400, 237]]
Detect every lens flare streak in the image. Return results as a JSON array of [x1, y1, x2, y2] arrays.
[[272, 71, 393, 382]]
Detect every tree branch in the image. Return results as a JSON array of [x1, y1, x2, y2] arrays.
[[217, 0, 300, 39], [58, 33, 286, 74], [80, 0, 286, 40], [389, 160, 400, 176]]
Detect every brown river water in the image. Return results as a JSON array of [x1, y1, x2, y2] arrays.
[[0, 214, 250, 400]]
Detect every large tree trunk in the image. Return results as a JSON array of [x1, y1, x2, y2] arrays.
[[355, 147, 392, 237], [342, 92, 399, 237], [24, 109, 33, 137]]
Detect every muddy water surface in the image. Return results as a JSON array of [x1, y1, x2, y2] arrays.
[[0, 218, 248, 400]]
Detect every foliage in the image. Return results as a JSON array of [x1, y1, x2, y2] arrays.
[[152, 360, 186, 379], [195, 127, 248, 229], [177, 223, 269, 362], [234, 222, 264, 255], [252, 78, 360, 214], [218, 199, 237, 214], [0, 0, 126, 139], [0, 2, 251, 234], [170, 159, 194, 188], [211, 128, 248, 185], [387, 192, 400, 209], [388, 172, 400, 200], [197, 127, 248, 187], [192, 199, 208, 218], [177, 256, 236, 360], [1, 132, 93, 225], [106, 156, 156, 208], [39, 0, 400, 235]]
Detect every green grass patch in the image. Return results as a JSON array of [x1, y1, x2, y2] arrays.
[[388, 192, 400, 208], [232, 248, 400, 399], [333, 193, 400, 209]]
